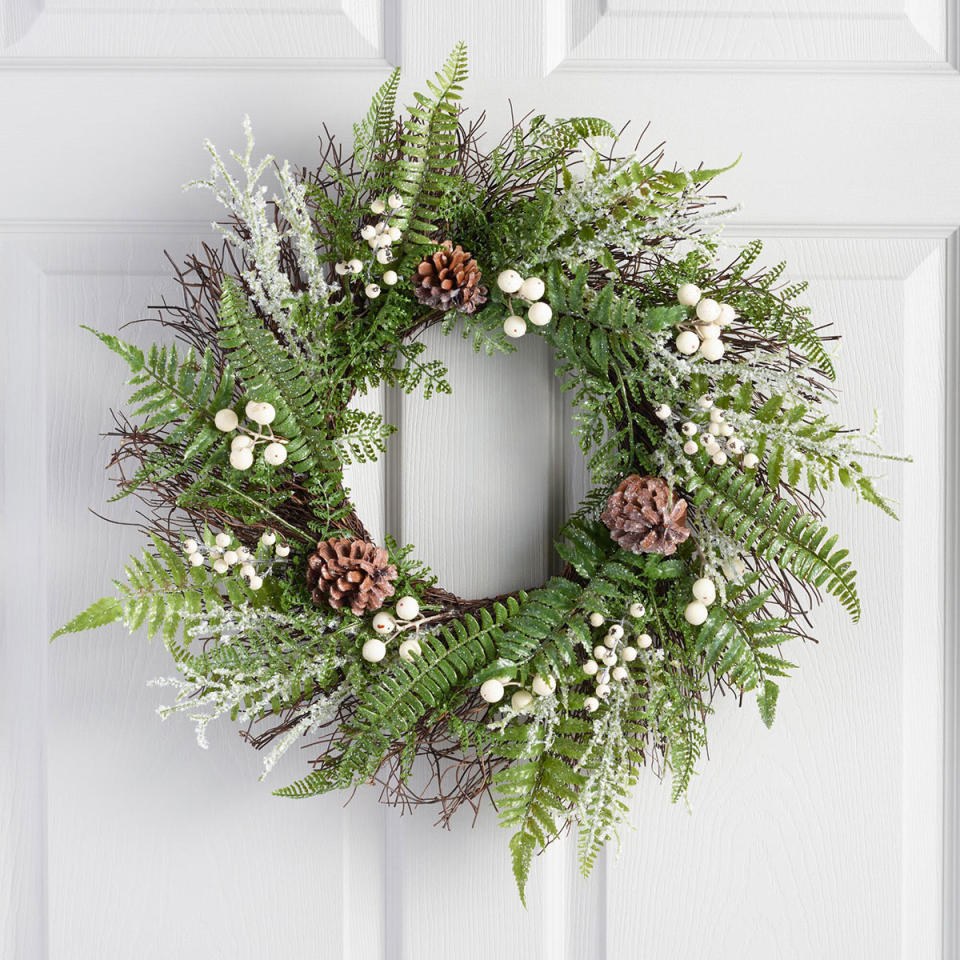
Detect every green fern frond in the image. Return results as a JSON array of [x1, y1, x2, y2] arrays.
[[688, 463, 861, 620]]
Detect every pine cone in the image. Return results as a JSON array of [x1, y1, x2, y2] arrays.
[[601, 475, 690, 556], [412, 241, 487, 314], [306, 538, 398, 615]]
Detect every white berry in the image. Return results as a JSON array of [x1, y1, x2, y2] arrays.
[[183, 539, 198, 554], [621, 646, 638, 662], [603, 633, 618, 649], [262, 442, 286, 466], [698, 322, 721, 340], [334, 261, 348, 276], [214, 408, 238, 432], [612, 666, 628, 681], [370, 199, 386, 215], [496, 269, 523, 293], [583, 660, 599, 676], [387, 226, 402, 242], [188, 551, 204, 567], [675, 330, 700, 355], [215, 533, 231, 548], [212, 559, 229, 574], [347, 258, 363, 274], [398, 638, 422, 662], [527, 301, 552, 326], [681, 422, 697, 437], [684, 601, 709, 626], [700, 338, 725, 362], [387, 194, 403, 209], [589, 612, 605, 627], [261, 532, 276, 546], [727, 438, 745, 454], [231, 434, 254, 451], [360, 225, 376, 241], [247, 401, 276, 426], [721, 423, 735, 437], [240, 563, 255, 578], [518, 277, 545, 302], [511, 689, 534, 712], [692, 578, 717, 605], [593, 644, 607, 659], [683, 440, 699, 455], [602, 653, 618, 667], [743, 453, 759, 469], [372, 612, 396, 634], [655, 404, 671, 420], [709, 422, 722, 436], [677, 283, 701, 306], [695, 298, 721, 324], [362, 638, 387, 662], [247, 575, 263, 590], [584, 696, 600, 713], [375, 248, 392, 264], [223, 550, 239, 566], [229, 448, 253, 471], [480, 678, 505, 703], [607, 624, 624, 641], [595, 683, 611, 699], [712, 450, 728, 466], [628, 603, 645, 618], [637, 633, 653, 649], [503, 316, 526, 338], [275, 544, 290, 557], [395, 596, 420, 621], [697, 395, 714, 409], [718, 303, 737, 326], [532, 674, 556, 697], [365, 283, 381, 299], [382, 270, 398, 286]]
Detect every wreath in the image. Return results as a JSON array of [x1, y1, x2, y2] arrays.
[[55, 45, 901, 900]]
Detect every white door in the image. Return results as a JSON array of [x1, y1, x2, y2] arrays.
[[2, 3, 957, 958]]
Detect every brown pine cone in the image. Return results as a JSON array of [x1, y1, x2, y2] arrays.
[[306, 538, 398, 615], [601, 475, 690, 556], [412, 241, 487, 314]]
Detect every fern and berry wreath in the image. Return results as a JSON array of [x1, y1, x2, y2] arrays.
[[56, 45, 901, 900]]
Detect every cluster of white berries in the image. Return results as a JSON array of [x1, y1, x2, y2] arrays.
[[496, 269, 552, 339], [683, 577, 717, 626], [479, 671, 556, 711], [579, 603, 649, 713], [674, 283, 736, 363], [214, 401, 288, 471], [655, 395, 759, 469], [334, 195, 404, 300], [181, 529, 287, 590], [360, 595, 426, 664]]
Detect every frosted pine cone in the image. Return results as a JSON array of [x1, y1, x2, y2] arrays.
[[601, 475, 690, 556], [306, 538, 398, 615], [412, 241, 487, 314]]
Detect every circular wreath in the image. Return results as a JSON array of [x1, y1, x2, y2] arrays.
[[56, 45, 900, 900]]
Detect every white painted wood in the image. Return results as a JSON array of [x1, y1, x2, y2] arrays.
[[1, 4, 958, 959]]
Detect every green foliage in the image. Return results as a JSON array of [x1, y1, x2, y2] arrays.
[[688, 463, 861, 621], [390, 43, 468, 255], [51, 596, 123, 641]]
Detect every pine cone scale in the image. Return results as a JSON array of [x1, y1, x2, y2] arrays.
[[601, 475, 690, 556]]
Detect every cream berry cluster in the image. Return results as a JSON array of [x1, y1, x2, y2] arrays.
[[673, 283, 736, 362], [213, 401, 289, 470], [579, 605, 650, 713], [478, 671, 556, 712], [496, 268, 553, 338], [655, 394, 759, 469], [360, 595, 431, 664], [334, 194, 405, 300], [181, 528, 288, 590]]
